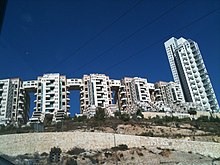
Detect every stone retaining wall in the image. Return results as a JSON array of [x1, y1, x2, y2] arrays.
[[0, 131, 219, 158]]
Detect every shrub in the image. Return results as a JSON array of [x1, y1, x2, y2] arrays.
[[137, 151, 144, 156], [104, 152, 112, 158], [159, 149, 171, 157], [94, 107, 107, 121], [197, 116, 209, 122], [74, 115, 87, 122], [136, 109, 144, 119], [67, 147, 85, 155], [40, 152, 48, 156], [139, 131, 154, 137], [120, 113, 130, 122], [66, 158, 78, 165], [111, 144, 128, 151]]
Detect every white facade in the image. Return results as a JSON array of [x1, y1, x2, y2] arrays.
[[0, 78, 29, 125], [80, 74, 114, 116], [0, 79, 13, 125], [165, 37, 219, 112], [27, 73, 70, 123]]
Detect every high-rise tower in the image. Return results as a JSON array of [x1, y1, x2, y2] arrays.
[[164, 37, 219, 112]]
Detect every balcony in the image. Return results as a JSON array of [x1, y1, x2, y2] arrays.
[[120, 91, 126, 94], [46, 106, 54, 109], [45, 87, 50, 90], [47, 99, 55, 102], [47, 91, 55, 95], [17, 114, 23, 119], [98, 98, 106, 101], [45, 102, 50, 105], [47, 83, 55, 87]]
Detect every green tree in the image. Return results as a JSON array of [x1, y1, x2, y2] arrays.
[[94, 107, 106, 121], [136, 109, 144, 119]]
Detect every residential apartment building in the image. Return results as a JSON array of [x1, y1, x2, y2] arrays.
[[165, 37, 219, 112], [25, 73, 70, 123], [153, 81, 185, 112], [80, 74, 114, 117], [154, 81, 168, 103], [119, 77, 151, 113], [0, 78, 29, 125], [165, 82, 185, 104], [0, 79, 13, 125]]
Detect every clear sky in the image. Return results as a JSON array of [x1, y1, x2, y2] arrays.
[[0, 0, 219, 116]]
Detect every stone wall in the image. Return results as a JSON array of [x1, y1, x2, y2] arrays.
[[0, 131, 219, 158], [143, 111, 220, 119]]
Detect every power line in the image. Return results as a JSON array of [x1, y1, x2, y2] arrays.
[[103, 7, 220, 73], [72, 0, 186, 74], [47, 0, 144, 72]]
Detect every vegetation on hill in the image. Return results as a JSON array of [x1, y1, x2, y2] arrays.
[[0, 108, 220, 139]]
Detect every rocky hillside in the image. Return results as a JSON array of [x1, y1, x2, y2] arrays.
[[2, 145, 220, 165]]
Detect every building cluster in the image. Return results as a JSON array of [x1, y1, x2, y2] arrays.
[[0, 37, 219, 125]]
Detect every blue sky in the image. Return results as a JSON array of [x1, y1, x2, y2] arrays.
[[0, 0, 219, 116]]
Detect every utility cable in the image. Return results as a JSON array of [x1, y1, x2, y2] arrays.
[[47, 0, 144, 72], [72, 0, 186, 74], [103, 7, 220, 73]]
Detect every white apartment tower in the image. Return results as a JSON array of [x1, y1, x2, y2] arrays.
[[0, 78, 29, 125], [165, 37, 219, 112], [80, 74, 113, 116], [27, 73, 70, 123]]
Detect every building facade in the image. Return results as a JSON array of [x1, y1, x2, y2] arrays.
[[24, 74, 70, 123], [154, 81, 168, 103], [165, 82, 185, 104], [80, 74, 115, 117], [118, 77, 151, 113], [0, 78, 29, 125], [165, 37, 219, 112]]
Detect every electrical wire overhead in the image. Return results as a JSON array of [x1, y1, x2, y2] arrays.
[[47, 0, 144, 72], [103, 7, 220, 73], [72, 0, 186, 74]]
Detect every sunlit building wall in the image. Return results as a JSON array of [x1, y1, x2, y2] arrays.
[[165, 37, 219, 112], [0, 78, 29, 125]]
